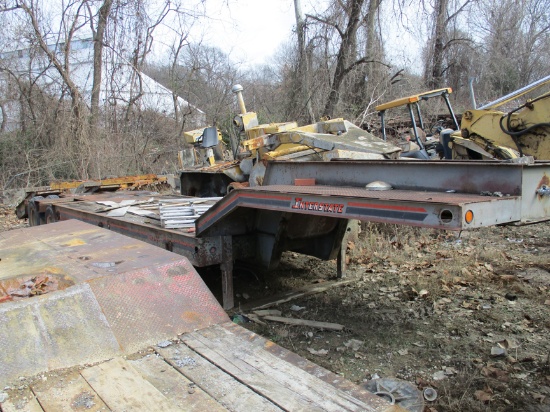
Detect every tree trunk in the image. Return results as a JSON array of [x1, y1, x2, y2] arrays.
[[323, 0, 365, 118], [294, 0, 315, 123], [91, 0, 113, 126], [428, 0, 448, 88], [365, 0, 382, 82]]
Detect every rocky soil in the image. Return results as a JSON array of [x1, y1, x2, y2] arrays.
[[230, 221, 550, 412]]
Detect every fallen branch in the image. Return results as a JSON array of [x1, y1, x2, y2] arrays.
[[263, 316, 344, 331]]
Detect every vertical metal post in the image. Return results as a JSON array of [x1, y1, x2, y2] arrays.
[[407, 104, 424, 149], [232, 84, 247, 114], [220, 236, 234, 310], [468, 77, 477, 109], [442, 93, 460, 130], [415, 102, 425, 130], [336, 243, 346, 278], [379, 110, 387, 141]]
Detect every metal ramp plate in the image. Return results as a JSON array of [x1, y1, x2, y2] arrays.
[[0, 220, 228, 387]]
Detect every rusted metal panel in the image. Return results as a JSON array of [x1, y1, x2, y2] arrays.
[[521, 168, 550, 222], [196, 184, 521, 235], [263, 159, 544, 195], [0, 220, 228, 387]]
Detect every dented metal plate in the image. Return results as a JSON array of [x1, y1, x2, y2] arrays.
[[0, 220, 228, 387]]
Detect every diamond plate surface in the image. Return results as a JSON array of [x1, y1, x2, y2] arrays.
[[88, 259, 228, 353], [0, 220, 229, 386]]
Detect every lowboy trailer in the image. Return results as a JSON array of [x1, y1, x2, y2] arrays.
[[16, 159, 550, 310]]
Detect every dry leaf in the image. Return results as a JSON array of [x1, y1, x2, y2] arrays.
[[530, 392, 546, 403], [344, 339, 364, 351], [481, 366, 509, 382], [497, 338, 520, 350], [475, 390, 493, 403], [307, 348, 328, 356], [433, 371, 446, 381]]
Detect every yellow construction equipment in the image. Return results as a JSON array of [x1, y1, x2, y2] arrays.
[[450, 75, 550, 160], [180, 84, 402, 196], [375, 88, 459, 159], [375, 76, 550, 161]]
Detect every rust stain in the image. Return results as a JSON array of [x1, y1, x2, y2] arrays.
[[63, 238, 86, 247], [537, 173, 549, 188], [43, 267, 64, 275], [120, 244, 141, 250], [264, 341, 276, 349], [181, 311, 202, 324]]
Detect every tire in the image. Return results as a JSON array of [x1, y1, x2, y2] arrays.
[[45, 205, 59, 224], [27, 196, 45, 227]]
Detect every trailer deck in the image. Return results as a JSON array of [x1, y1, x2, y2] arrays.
[[0, 221, 401, 412], [18, 160, 550, 309]]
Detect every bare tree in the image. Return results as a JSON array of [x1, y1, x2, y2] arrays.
[[304, 0, 390, 118], [292, 0, 315, 123], [423, 0, 476, 88], [476, 0, 550, 96]]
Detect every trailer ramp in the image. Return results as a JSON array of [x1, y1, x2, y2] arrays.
[[0, 221, 400, 412]]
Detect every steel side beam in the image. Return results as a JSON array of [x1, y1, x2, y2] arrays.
[[196, 185, 522, 236]]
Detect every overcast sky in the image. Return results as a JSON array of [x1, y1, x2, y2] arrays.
[[190, 0, 304, 67], [168, 0, 422, 71]]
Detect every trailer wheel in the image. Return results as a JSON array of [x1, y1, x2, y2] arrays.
[[28, 196, 45, 227], [45, 205, 59, 224]]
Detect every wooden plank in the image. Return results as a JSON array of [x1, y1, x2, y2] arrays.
[[262, 316, 344, 331], [183, 326, 373, 412], [128, 354, 227, 412], [239, 279, 354, 311], [221, 322, 394, 412], [253, 309, 282, 317], [30, 372, 109, 412], [0, 388, 43, 412], [80, 357, 180, 412], [156, 343, 282, 412], [180, 334, 317, 411]]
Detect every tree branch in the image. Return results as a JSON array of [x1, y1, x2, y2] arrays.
[[342, 56, 390, 77], [445, 0, 474, 24], [442, 37, 473, 51], [306, 13, 344, 37]]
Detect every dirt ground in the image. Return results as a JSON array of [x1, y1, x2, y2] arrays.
[[1, 204, 549, 411], [226, 221, 550, 412]]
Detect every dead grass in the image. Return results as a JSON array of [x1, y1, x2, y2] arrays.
[[240, 221, 550, 411]]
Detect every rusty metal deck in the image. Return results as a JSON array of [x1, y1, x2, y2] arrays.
[[0, 220, 228, 387], [0, 222, 399, 412]]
